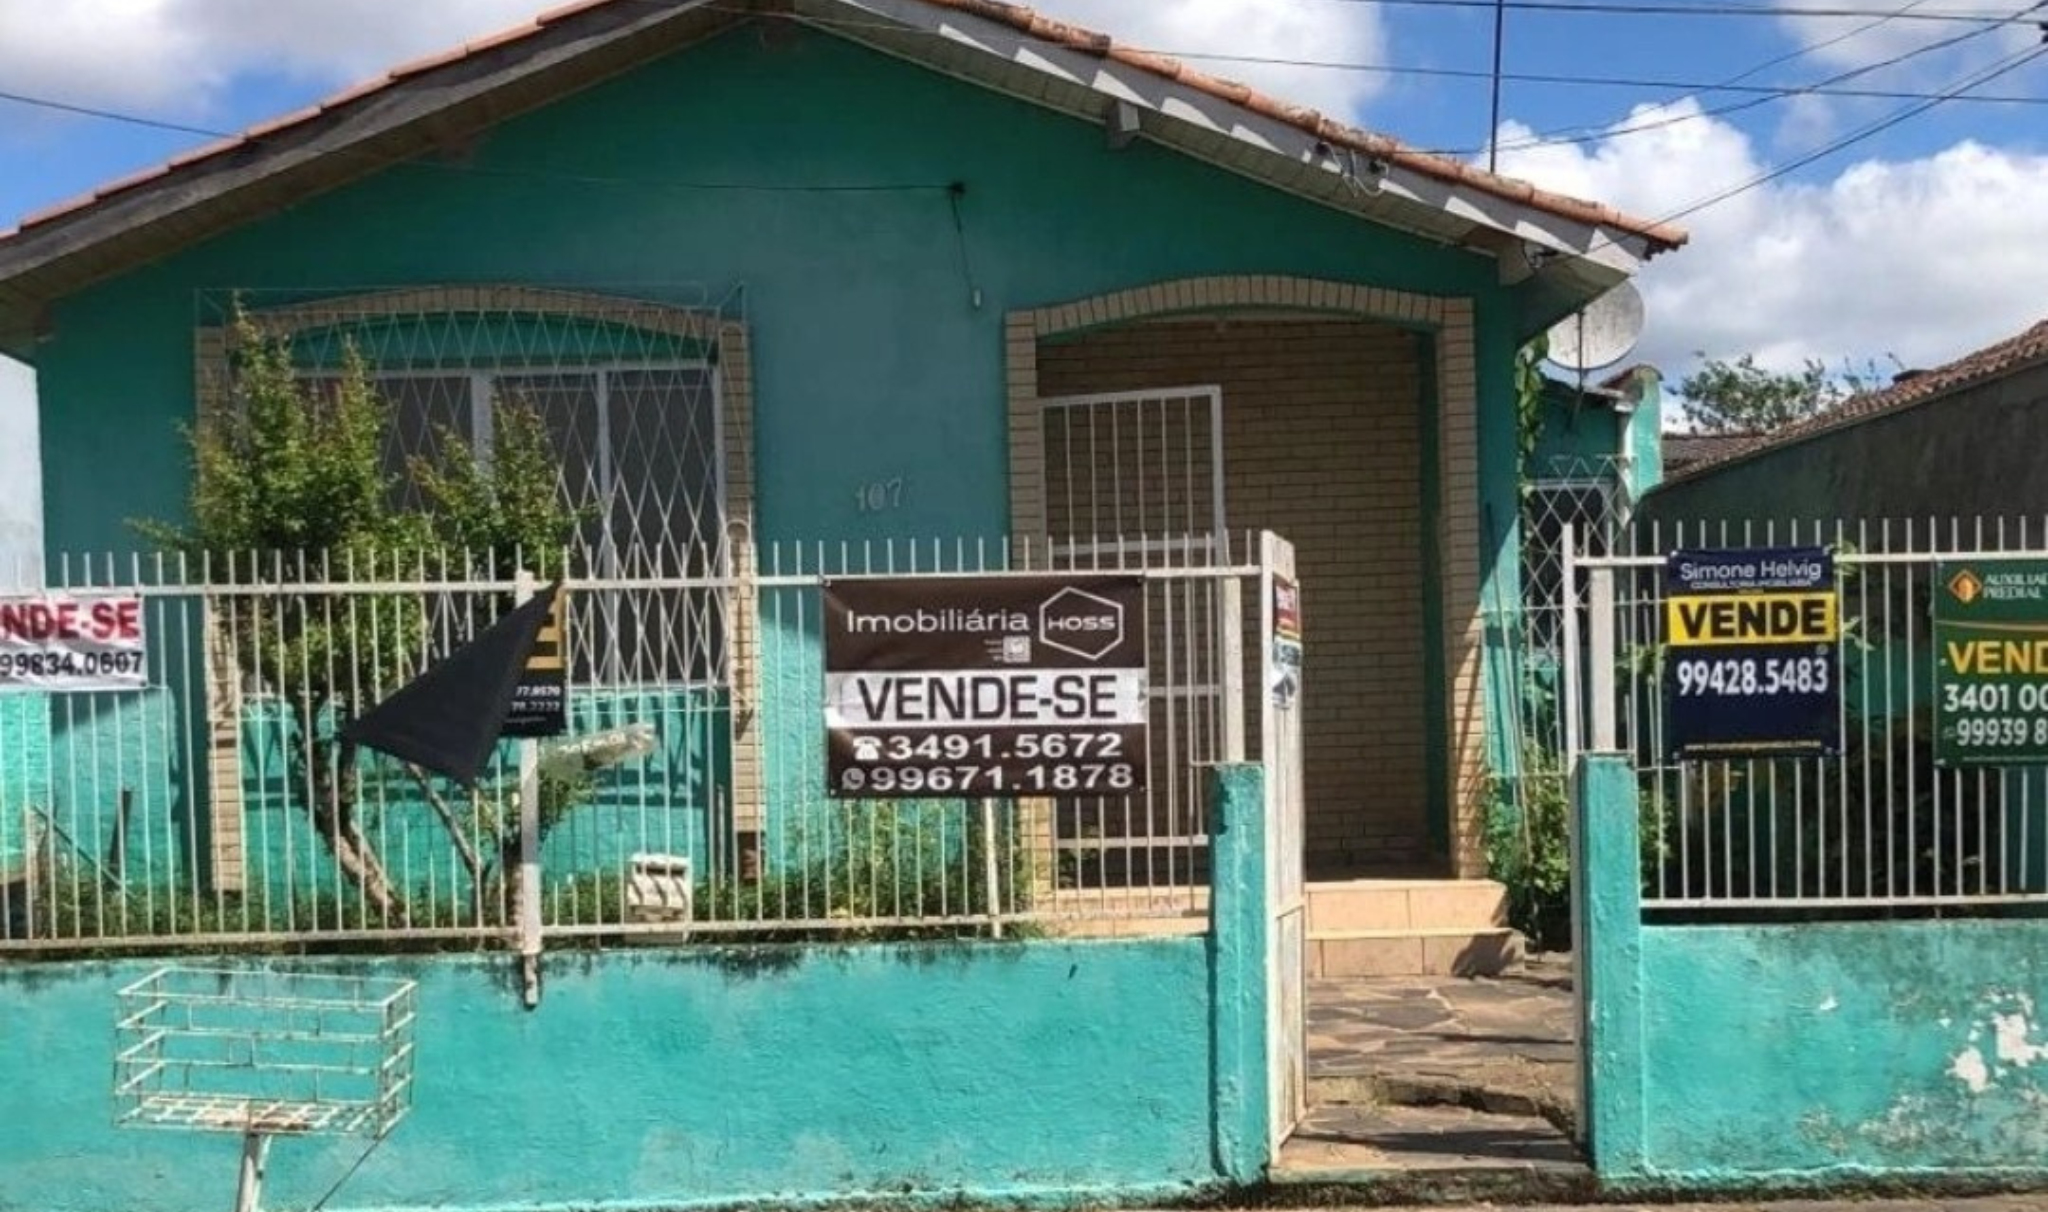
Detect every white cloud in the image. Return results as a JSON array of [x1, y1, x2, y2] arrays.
[[1777, 0, 2042, 72], [1035, 0, 1388, 118], [0, 0, 1386, 124], [1496, 99, 2048, 381], [0, 2, 545, 118], [1766, 1, 2046, 145]]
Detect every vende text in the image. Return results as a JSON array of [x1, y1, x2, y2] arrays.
[[827, 669, 1146, 728], [0, 597, 142, 644]]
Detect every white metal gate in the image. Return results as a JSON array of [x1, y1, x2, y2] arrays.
[[1039, 386, 1226, 550], [1040, 387, 1234, 890], [1262, 533, 1308, 1148]]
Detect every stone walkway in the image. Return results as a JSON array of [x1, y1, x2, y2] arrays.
[[1308, 958, 1578, 1118], [1277, 960, 1582, 1183]]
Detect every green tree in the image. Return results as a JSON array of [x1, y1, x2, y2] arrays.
[[1676, 354, 1843, 434], [141, 307, 584, 920], [1677, 353, 1898, 435], [411, 397, 590, 581]]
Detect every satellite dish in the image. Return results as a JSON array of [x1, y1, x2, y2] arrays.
[[1546, 281, 1645, 372]]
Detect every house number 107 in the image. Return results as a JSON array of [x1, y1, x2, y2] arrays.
[[854, 478, 906, 513]]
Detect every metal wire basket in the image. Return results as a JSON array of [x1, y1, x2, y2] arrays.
[[114, 966, 417, 1139]]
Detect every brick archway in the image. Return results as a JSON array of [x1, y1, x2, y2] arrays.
[[1006, 276, 1488, 876]]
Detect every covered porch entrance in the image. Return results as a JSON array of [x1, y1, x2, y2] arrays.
[[1006, 276, 1515, 974]]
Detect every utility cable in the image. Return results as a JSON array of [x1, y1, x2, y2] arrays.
[[1477, 0, 1943, 156], [1468, 2, 2005, 157], [1582, 40, 2048, 254]]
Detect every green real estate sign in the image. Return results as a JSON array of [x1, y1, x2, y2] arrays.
[[1935, 559, 2048, 767]]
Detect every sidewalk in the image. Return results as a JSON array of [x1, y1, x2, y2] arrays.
[[1359, 1200, 2041, 1212]]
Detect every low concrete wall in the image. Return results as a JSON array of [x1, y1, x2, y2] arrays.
[[0, 764, 1276, 1212], [1579, 752, 2048, 1187]]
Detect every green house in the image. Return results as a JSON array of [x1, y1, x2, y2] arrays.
[[0, 0, 1682, 957]]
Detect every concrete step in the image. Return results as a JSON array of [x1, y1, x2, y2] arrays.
[[1273, 1100, 1587, 1196], [1308, 878, 1506, 934], [1310, 927, 1525, 978], [1306, 879, 1517, 977]]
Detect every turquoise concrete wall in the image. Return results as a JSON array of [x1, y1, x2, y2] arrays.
[[0, 693, 52, 867], [1623, 369, 1665, 497], [0, 942, 1218, 1212], [1207, 762, 1272, 1180], [0, 764, 1278, 1212], [1579, 751, 2048, 1186]]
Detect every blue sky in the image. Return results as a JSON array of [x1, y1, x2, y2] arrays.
[[1, 0, 2045, 564]]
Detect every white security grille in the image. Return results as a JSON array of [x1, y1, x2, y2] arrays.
[[1040, 388, 1234, 891]]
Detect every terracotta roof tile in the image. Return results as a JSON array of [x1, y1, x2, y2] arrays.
[[1673, 318, 2048, 478], [0, 0, 1688, 254]]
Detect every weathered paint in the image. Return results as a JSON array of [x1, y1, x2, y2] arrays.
[[0, 940, 1220, 1212], [1206, 761, 1271, 1180], [1578, 750, 2048, 1186], [0, 765, 1283, 1212]]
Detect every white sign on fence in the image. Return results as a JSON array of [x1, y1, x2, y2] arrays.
[[0, 594, 148, 692]]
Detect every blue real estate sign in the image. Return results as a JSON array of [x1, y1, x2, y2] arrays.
[[1663, 547, 1840, 759]]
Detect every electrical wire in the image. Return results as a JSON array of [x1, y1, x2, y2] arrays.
[[1583, 40, 2048, 252], [1476, 0, 1942, 155], [1262, 0, 2043, 23], [1465, 1, 2006, 157], [1, 0, 2041, 234]]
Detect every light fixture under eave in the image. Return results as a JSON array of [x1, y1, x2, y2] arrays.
[[1342, 151, 1389, 197], [1105, 100, 1142, 151]]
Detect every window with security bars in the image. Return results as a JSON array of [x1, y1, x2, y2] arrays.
[[308, 362, 726, 687]]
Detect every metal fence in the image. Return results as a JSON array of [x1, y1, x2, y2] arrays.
[[1, 533, 1270, 952], [1568, 517, 2048, 912], [1490, 455, 1631, 880]]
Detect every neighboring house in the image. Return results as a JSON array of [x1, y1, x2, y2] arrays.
[[1644, 317, 2048, 525], [1660, 430, 1758, 477], [0, 0, 1680, 919]]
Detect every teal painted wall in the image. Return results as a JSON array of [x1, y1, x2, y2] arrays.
[[1623, 370, 1665, 497], [31, 22, 1531, 882], [1578, 751, 2048, 1186], [1637, 920, 2048, 1179], [34, 24, 1510, 556], [0, 693, 53, 920], [1530, 385, 1625, 474], [0, 940, 1221, 1212], [1206, 762, 1272, 1179], [0, 765, 1278, 1212], [25, 685, 725, 934]]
